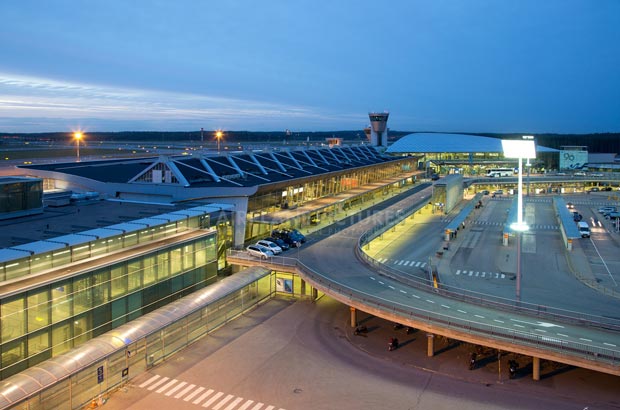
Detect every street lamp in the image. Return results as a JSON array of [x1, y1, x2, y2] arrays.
[[215, 130, 223, 154], [501, 138, 536, 301], [74, 132, 83, 162]]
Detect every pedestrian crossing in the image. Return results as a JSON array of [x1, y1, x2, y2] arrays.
[[138, 374, 285, 410], [472, 220, 558, 230], [454, 269, 509, 280], [375, 258, 427, 268]]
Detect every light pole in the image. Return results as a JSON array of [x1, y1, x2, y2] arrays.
[[74, 132, 83, 162], [215, 130, 223, 154], [501, 138, 536, 301]]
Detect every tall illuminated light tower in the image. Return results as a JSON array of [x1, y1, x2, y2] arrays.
[[368, 112, 389, 147], [501, 137, 536, 301]]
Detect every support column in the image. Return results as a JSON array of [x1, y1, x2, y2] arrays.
[[350, 307, 357, 327], [311, 288, 318, 300], [426, 333, 435, 357], [300, 279, 306, 296], [532, 356, 540, 381]]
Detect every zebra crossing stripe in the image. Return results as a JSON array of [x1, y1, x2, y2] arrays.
[[194, 389, 213, 405], [501, 274, 506, 279], [421, 263, 426, 267], [456, 270, 461, 275], [475, 272, 479, 277], [175, 383, 196, 399], [481, 272, 485, 277], [165, 381, 187, 396], [224, 397, 245, 410], [202, 391, 224, 407], [237, 400, 255, 410], [139, 375, 160, 388], [468, 271, 473, 276], [185, 386, 205, 402], [148, 376, 169, 391], [213, 394, 235, 409], [157, 379, 178, 394], [397, 260, 404, 265], [264, 406, 275, 410], [415, 261, 421, 267], [251, 403, 265, 410]]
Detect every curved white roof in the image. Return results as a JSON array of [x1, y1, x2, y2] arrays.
[[386, 133, 557, 154]]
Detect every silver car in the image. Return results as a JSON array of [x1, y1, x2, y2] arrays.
[[256, 239, 283, 255], [247, 244, 274, 259]]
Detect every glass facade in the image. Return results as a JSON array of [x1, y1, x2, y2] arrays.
[[0, 233, 217, 380], [0, 178, 43, 216]]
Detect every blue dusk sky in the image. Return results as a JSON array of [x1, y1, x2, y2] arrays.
[[0, 0, 619, 133]]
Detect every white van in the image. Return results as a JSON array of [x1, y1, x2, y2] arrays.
[[577, 221, 590, 238]]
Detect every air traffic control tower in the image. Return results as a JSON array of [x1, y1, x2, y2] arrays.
[[368, 112, 389, 147]]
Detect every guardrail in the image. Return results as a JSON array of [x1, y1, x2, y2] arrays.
[[227, 249, 620, 367]]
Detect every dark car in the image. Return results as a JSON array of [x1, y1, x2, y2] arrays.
[[272, 228, 306, 247], [572, 211, 582, 222], [265, 237, 290, 251]]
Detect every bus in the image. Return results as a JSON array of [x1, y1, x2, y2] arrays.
[[486, 168, 515, 177]]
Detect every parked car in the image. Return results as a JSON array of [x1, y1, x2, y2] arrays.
[[606, 212, 620, 220], [574, 171, 586, 176], [272, 228, 306, 246], [480, 190, 490, 195], [256, 239, 282, 255], [265, 237, 290, 251], [566, 202, 574, 209], [590, 187, 600, 192], [246, 244, 274, 259], [572, 211, 582, 222]]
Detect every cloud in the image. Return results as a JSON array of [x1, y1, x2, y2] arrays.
[[0, 73, 363, 132]]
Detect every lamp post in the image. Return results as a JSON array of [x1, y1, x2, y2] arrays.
[[501, 138, 536, 301], [215, 130, 223, 154], [74, 132, 83, 162]]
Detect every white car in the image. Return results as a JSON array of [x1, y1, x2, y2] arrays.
[[598, 206, 616, 214], [574, 171, 586, 176], [256, 239, 283, 255], [247, 244, 274, 259]]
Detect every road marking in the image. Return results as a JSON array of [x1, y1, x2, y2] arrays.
[[166, 381, 187, 396], [184, 386, 205, 402], [534, 329, 547, 333], [500, 274, 505, 279], [474, 314, 485, 319], [251, 403, 265, 410], [213, 394, 235, 410], [224, 397, 245, 410], [493, 319, 504, 323], [426, 299, 435, 304], [604, 343, 617, 347], [403, 261, 410, 266], [411, 294, 420, 299], [579, 338, 592, 342], [202, 391, 224, 407], [468, 271, 473, 276], [193, 389, 214, 405], [441, 304, 450, 309], [148, 376, 169, 391], [415, 261, 422, 267], [481, 272, 486, 277], [457, 309, 467, 314], [378, 281, 384, 285], [510, 319, 564, 329], [556, 333, 568, 338], [369, 276, 376, 281], [388, 285, 395, 290], [475, 272, 479, 277], [399, 289, 407, 294], [175, 383, 196, 399], [398, 260, 405, 265], [513, 324, 525, 328], [139, 375, 160, 388], [456, 269, 461, 275], [237, 400, 255, 410]]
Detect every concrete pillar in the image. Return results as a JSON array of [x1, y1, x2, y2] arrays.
[[312, 288, 318, 300], [300, 279, 306, 296], [426, 333, 435, 357], [350, 307, 357, 327], [532, 357, 540, 380]]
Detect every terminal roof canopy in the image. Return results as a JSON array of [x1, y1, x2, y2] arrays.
[[386, 133, 558, 154]]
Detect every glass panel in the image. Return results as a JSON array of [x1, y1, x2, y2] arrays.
[[170, 248, 182, 275], [73, 312, 92, 347], [110, 265, 127, 298], [27, 329, 50, 356], [51, 321, 71, 356], [157, 252, 170, 279], [73, 275, 91, 314], [143, 256, 156, 286], [127, 261, 142, 292], [51, 249, 71, 267], [182, 243, 194, 270], [92, 270, 109, 306], [30, 253, 52, 275], [27, 288, 49, 332], [5, 257, 30, 280], [123, 232, 138, 247], [1, 297, 26, 343], [51, 281, 72, 323]]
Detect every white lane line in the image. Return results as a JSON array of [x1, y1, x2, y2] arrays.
[[513, 324, 525, 328], [456, 269, 461, 275], [193, 389, 214, 405], [481, 272, 486, 278], [139, 375, 160, 388], [493, 319, 504, 323], [412, 294, 420, 299], [604, 343, 617, 347], [588, 238, 618, 286], [421, 262, 427, 267], [474, 314, 485, 319], [148, 377, 169, 391], [556, 333, 569, 338], [534, 329, 547, 333], [468, 271, 473, 276], [579, 338, 593, 342], [369, 276, 376, 281], [250, 403, 265, 410], [441, 304, 450, 309], [457, 309, 467, 314], [403, 261, 411, 266], [185, 386, 205, 402], [426, 299, 435, 304], [388, 285, 395, 290], [399, 289, 407, 294], [265, 406, 275, 410], [398, 260, 405, 266], [157, 379, 178, 394], [175, 384, 196, 399], [213, 394, 235, 410], [202, 392, 224, 408], [378, 281, 384, 285], [475, 272, 479, 277], [224, 398, 245, 410], [166, 381, 187, 396], [415, 261, 422, 267]]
